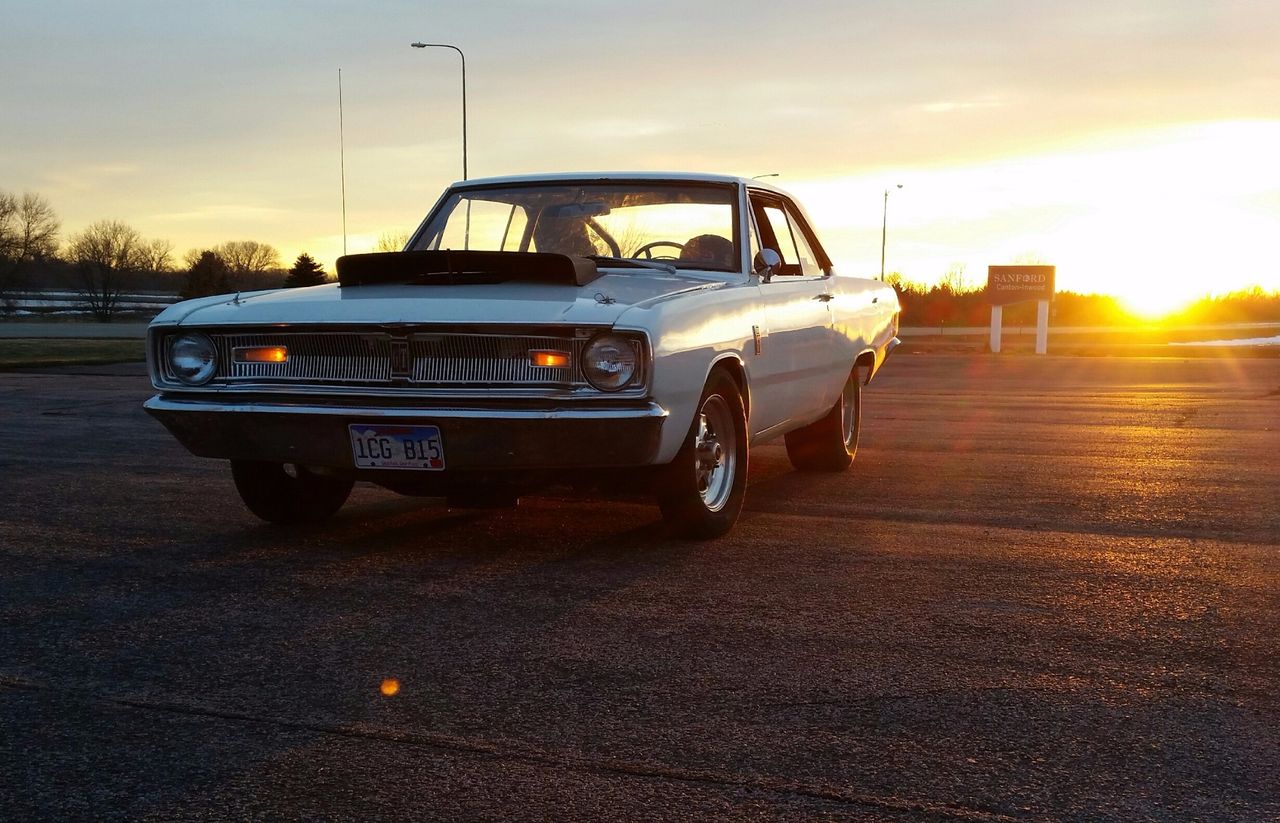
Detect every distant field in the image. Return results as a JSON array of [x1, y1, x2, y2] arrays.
[[0, 339, 145, 369]]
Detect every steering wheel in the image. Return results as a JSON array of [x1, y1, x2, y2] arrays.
[[633, 240, 685, 260]]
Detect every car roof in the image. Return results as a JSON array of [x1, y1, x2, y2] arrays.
[[448, 171, 790, 195]]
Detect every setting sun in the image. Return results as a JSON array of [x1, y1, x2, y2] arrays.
[[1117, 290, 1195, 320], [791, 122, 1280, 307]]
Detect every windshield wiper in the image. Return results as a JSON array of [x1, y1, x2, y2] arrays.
[[585, 255, 677, 274]]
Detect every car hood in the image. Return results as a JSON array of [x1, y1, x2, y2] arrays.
[[155, 270, 731, 328]]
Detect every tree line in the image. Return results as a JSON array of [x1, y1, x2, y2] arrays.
[[1, 189, 332, 320], [887, 270, 1280, 327], [7, 187, 1275, 325]]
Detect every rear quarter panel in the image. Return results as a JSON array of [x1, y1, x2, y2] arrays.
[[830, 273, 900, 379]]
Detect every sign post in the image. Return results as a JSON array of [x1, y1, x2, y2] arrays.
[[986, 265, 1055, 354], [1035, 298, 1049, 354]]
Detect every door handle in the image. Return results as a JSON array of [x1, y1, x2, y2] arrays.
[[814, 293, 835, 302], [872, 297, 879, 303]]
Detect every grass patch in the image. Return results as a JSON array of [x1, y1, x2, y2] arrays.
[[0, 339, 146, 370]]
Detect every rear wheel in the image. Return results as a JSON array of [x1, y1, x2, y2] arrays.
[[657, 372, 748, 539], [784, 368, 861, 472], [230, 460, 354, 524]]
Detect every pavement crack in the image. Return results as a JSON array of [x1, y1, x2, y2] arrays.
[[1, 675, 1028, 822]]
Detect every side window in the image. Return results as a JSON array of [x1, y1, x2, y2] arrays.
[[784, 205, 825, 277], [750, 192, 828, 278], [762, 206, 800, 270], [434, 200, 528, 251]]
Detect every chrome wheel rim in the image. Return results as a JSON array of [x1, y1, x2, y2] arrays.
[[694, 394, 735, 512], [841, 378, 857, 447]]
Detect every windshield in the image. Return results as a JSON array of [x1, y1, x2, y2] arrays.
[[413, 182, 740, 271]]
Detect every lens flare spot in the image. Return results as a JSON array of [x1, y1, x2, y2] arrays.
[[380, 678, 400, 696]]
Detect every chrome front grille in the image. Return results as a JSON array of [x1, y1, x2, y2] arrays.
[[219, 332, 392, 383], [409, 334, 584, 385], [196, 329, 590, 389]]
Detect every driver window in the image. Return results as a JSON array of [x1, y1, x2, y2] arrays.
[[785, 207, 825, 277], [749, 193, 830, 278], [762, 206, 800, 271]]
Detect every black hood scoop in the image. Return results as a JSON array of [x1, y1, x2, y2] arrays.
[[336, 250, 601, 288]]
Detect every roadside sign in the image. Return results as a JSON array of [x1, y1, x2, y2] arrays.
[[986, 265, 1055, 306], [987, 265, 1056, 355]]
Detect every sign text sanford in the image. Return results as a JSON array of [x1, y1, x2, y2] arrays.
[[986, 265, 1056, 305]]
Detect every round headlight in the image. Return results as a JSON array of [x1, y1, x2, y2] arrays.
[[581, 334, 639, 391], [169, 333, 217, 385]]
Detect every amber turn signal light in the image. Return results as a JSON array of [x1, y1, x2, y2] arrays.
[[233, 346, 288, 364], [529, 350, 570, 368]]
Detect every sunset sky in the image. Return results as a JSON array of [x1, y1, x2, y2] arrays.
[[2, 0, 1277, 313]]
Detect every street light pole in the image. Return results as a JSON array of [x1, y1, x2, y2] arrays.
[[880, 183, 902, 281], [410, 41, 467, 180]]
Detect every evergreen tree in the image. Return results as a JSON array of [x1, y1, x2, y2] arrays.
[[181, 250, 231, 299], [284, 253, 327, 288]]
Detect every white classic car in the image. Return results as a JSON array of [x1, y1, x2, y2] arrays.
[[145, 172, 900, 538]]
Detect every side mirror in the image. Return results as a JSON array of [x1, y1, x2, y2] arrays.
[[753, 248, 782, 282]]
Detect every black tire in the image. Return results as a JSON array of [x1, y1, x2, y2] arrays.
[[784, 368, 861, 472], [657, 371, 748, 539], [230, 460, 354, 524]]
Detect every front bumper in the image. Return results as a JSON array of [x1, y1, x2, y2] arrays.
[[144, 395, 667, 471]]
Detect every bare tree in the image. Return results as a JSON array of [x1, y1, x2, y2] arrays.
[[66, 219, 145, 270], [374, 231, 410, 253], [66, 220, 146, 320], [0, 192, 16, 305], [139, 238, 174, 273], [0, 194, 11, 241], [0, 190, 60, 295], [181, 247, 207, 270], [214, 240, 280, 277], [884, 271, 917, 290], [938, 263, 974, 295]]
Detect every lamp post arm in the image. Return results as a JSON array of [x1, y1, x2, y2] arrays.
[[410, 42, 468, 180]]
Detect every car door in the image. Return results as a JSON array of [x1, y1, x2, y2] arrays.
[[745, 191, 840, 437]]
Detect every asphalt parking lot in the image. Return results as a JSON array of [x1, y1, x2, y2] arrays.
[[1, 354, 1277, 821]]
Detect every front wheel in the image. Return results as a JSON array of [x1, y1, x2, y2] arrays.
[[784, 368, 861, 472], [657, 372, 748, 539], [230, 460, 354, 524]]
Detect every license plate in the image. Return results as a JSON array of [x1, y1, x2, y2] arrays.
[[348, 424, 445, 470]]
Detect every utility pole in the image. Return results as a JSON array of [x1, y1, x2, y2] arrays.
[[880, 183, 902, 280]]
